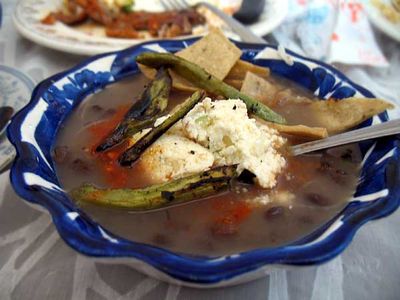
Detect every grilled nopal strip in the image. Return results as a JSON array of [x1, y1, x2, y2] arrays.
[[71, 165, 237, 210], [119, 90, 206, 166], [136, 52, 286, 124], [96, 67, 172, 152]]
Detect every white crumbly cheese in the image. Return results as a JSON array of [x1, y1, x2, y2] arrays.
[[248, 191, 295, 207], [272, 191, 295, 205], [166, 120, 184, 135], [139, 134, 214, 183], [251, 194, 271, 205], [181, 98, 286, 188]]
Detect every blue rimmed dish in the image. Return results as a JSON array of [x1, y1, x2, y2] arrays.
[[7, 38, 400, 287]]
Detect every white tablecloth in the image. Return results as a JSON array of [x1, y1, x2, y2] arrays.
[[1, 0, 400, 299]]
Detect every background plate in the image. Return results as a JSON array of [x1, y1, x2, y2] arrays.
[[0, 65, 34, 171], [13, 0, 288, 55]]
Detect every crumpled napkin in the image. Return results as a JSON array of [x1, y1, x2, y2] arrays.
[[273, 0, 388, 67]]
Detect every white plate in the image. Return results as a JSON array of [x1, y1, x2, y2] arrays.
[[13, 0, 288, 56], [0, 65, 35, 171], [364, 0, 400, 42]]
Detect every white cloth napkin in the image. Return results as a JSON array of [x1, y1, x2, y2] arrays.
[[274, 0, 388, 67]]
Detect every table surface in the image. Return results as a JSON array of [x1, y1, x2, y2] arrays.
[[1, 1, 400, 299]]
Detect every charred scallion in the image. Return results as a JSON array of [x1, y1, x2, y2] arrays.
[[136, 52, 286, 124], [119, 90, 205, 166], [96, 67, 172, 152], [71, 165, 237, 210]]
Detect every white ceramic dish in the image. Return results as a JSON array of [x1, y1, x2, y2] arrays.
[[13, 0, 288, 55], [0, 65, 34, 171], [8, 38, 400, 287]]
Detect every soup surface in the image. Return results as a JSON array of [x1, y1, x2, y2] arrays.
[[54, 74, 361, 256]]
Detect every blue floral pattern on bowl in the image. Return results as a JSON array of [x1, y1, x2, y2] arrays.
[[8, 39, 400, 287]]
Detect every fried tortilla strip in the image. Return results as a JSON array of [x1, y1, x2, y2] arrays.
[[139, 61, 268, 92], [309, 98, 394, 134], [266, 123, 328, 140], [139, 28, 249, 92], [136, 52, 286, 124], [176, 28, 241, 80], [240, 72, 278, 106], [138, 63, 197, 92], [224, 78, 243, 90], [227, 60, 270, 80]]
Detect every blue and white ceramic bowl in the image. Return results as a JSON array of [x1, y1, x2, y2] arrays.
[[8, 39, 400, 287]]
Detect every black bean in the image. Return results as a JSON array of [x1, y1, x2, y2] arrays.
[[318, 153, 348, 184], [305, 193, 332, 206], [264, 206, 284, 219], [53, 146, 69, 164], [71, 158, 91, 173], [340, 149, 353, 161], [91, 105, 103, 112]]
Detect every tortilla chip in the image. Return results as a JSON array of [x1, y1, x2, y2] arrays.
[[309, 97, 394, 134], [176, 28, 241, 80], [224, 78, 243, 89], [227, 59, 270, 80], [240, 72, 278, 106], [138, 63, 198, 92], [138, 63, 157, 80], [139, 28, 241, 91], [274, 89, 313, 106], [267, 123, 328, 140]]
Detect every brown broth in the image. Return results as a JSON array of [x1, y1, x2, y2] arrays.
[[54, 74, 361, 256]]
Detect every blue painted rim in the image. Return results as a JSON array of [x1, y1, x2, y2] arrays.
[[7, 38, 400, 284]]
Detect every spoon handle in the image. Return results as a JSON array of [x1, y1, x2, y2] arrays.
[[292, 119, 400, 156]]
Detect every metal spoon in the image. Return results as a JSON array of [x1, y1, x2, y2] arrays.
[[292, 119, 400, 156], [0, 106, 14, 136]]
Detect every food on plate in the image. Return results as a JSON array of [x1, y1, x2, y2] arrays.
[[138, 29, 271, 91], [371, 0, 400, 23], [96, 67, 172, 152], [119, 90, 205, 165], [54, 31, 394, 255], [136, 52, 286, 124], [180, 98, 286, 188], [241, 71, 278, 106], [240, 70, 393, 135], [72, 165, 236, 210], [42, 0, 206, 38], [228, 59, 270, 80], [265, 123, 328, 140], [176, 28, 242, 80], [139, 134, 215, 183], [302, 97, 394, 134]]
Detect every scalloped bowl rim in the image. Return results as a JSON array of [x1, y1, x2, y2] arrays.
[[7, 37, 400, 286]]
